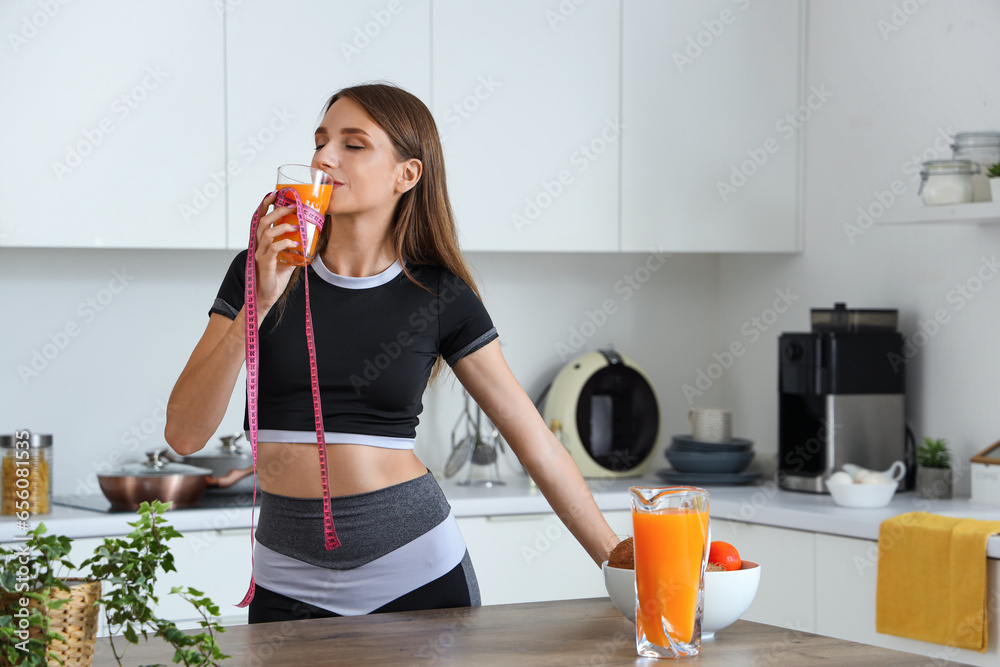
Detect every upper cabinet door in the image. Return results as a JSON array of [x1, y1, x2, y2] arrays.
[[621, 0, 804, 252], [432, 1, 620, 252], [225, 0, 430, 249], [0, 1, 226, 248]]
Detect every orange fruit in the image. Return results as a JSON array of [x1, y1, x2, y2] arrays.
[[708, 541, 742, 571]]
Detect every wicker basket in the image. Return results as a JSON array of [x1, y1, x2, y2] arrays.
[[1, 579, 101, 667]]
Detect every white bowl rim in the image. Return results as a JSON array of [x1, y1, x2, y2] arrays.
[[603, 559, 760, 572]]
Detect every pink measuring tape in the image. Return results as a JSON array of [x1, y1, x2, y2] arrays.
[[236, 188, 341, 609]]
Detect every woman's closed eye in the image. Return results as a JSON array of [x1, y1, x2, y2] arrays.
[[313, 144, 326, 152]]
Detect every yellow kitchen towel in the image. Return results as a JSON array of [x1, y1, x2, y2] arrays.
[[876, 511, 1000, 652]]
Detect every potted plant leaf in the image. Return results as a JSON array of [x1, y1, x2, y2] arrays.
[[916, 437, 953, 499], [988, 162, 1000, 203], [0, 523, 99, 666], [1, 501, 229, 667]]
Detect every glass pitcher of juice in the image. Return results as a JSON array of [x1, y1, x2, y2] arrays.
[[629, 486, 709, 659], [275, 164, 333, 266]]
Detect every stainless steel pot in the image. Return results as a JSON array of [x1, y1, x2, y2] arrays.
[[181, 433, 256, 495], [97, 449, 212, 511]]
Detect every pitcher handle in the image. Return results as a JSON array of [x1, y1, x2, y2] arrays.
[[886, 460, 906, 483]]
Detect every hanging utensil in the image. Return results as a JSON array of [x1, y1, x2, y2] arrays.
[[471, 403, 498, 465], [445, 392, 478, 477]]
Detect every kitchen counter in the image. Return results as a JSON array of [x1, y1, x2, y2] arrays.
[[92, 597, 966, 666], [3, 473, 998, 557]]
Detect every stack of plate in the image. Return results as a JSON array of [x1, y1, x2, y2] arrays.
[[656, 435, 761, 485]]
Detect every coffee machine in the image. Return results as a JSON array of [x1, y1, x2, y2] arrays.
[[778, 303, 914, 493]]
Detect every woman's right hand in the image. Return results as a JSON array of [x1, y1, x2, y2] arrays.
[[253, 192, 300, 317]]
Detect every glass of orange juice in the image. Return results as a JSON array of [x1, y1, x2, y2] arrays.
[[629, 486, 709, 659], [274, 164, 333, 266]]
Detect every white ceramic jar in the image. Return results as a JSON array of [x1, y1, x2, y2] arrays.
[[919, 160, 978, 206], [952, 131, 1000, 202]]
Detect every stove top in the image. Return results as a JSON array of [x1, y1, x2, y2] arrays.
[[53, 491, 260, 513]]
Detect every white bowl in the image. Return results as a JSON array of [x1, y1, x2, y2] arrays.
[[825, 479, 898, 508], [602, 561, 636, 622], [602, 560, 761, 639], [703, 561, 760, 639]]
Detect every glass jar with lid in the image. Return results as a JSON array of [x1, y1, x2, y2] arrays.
[[919, 160, 979, 206], [951, 131, 1000, 202], [1, 433, 52, 516]]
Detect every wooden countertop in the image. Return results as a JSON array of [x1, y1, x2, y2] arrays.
[[93, 598, 967, 666]]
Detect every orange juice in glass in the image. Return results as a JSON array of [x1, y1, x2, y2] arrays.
[[275, 164, 333, 266], [629, 486, 709, 659]]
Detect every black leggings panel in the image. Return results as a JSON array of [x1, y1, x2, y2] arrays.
[[247, 559, 474, 624]]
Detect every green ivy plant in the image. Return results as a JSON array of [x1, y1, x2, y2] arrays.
[[0, 523, 79, 666], [1, 501, 229, 667], [987, 162, 1000, 179], [917, 437, 952, 469]]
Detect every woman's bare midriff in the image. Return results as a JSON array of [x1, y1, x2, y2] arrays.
[[254, 441, 428, 498]]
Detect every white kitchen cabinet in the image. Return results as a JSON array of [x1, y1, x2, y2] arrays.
[[224, 0, 431, 249], [432, 0, 620, 252], [710, 518, 816, 632], [621, 0, 804, 252], [0, 1, 226, 248], [814, 533, 999, 667], [153, 527, 251, 628], [65, 529, 250, 638], [456, 510, 631, 605]]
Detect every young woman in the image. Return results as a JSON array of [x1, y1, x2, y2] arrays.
[[165, 83, 621, 623]]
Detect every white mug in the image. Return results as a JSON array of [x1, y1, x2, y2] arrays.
[[688, 408, 733, 443]]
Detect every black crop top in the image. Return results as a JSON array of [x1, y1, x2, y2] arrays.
[[209, 250, 498, 447]]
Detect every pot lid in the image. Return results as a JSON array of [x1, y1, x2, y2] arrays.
[[100, 449, 212, 478], [186, 432, 248, 459]]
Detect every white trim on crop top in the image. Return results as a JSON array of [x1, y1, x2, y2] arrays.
[[249, 430, 415, 449], [311, 255, 403, 289], [253, 256, 413, 449]]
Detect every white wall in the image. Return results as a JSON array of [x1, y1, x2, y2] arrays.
[[3, 0, 997, 501], [0, 246, 719, 495], [713, 0, 1000, 496]]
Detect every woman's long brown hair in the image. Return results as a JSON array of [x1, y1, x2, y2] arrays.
[[274, 82, 483, 384]]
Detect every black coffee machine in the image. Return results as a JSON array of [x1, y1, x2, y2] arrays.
[[778, 303, 914, 493]]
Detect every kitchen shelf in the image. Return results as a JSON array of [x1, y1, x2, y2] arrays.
[[877, 201, 1000, 225]]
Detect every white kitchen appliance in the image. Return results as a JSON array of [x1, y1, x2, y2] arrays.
[[540, 347, 659, 478]]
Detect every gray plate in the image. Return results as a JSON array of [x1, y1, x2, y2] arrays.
[[655, 469, 763, 486], [664, 448, 754, 474], [671, 435, 754, 452]]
